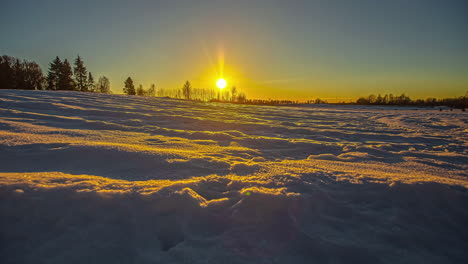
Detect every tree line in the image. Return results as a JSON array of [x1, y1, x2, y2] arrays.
[[354, 93, 467, 109], [1, 54, 110, 94], [122, 78, 248, 103], [46, 55, 110, 93], [0, 55, 44, 90]]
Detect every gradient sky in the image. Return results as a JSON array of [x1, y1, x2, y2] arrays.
[[1, 0, 467, 100]]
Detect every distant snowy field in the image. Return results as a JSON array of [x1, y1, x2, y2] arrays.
[[1, 90, 467, 263]]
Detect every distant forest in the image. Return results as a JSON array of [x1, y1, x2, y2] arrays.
[[353, 93, 467, 110], [1, 54, 466, 109]]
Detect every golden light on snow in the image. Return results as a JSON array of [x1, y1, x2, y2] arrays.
[[1, 90, 468, 262], [216, 78, 227, 89]]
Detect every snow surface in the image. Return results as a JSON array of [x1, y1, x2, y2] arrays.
[[0, 90, 467, 263]]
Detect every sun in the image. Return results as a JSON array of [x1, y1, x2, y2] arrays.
[[216, 78, 227, 89]]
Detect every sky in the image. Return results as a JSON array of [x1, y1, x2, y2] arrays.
[[1, 0, 467, 100]]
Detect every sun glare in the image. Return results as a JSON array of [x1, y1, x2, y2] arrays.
[[216, 78, 227, 89]]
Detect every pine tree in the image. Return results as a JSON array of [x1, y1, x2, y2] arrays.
[[123, 77, 135, 95], [74, 55, 88, 92], [58, 59, 75, 90], [87, 72, 95, 92], [47, 56, 62, 90]]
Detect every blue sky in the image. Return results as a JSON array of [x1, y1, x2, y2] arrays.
[[1, 0, 467, 99]]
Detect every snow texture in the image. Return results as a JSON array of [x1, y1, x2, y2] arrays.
[[0, 90, 467, 263]]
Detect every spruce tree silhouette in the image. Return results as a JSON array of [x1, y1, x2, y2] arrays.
[[124, 77, 136, 95], [74, 55, 88, 92], [47, 56, 62, 90], [58, 59, 75, 90]]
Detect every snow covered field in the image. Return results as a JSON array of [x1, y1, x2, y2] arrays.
[[1, 90, 467, 263]]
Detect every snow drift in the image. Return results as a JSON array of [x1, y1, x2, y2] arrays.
[[0, 90, 467, 263]]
